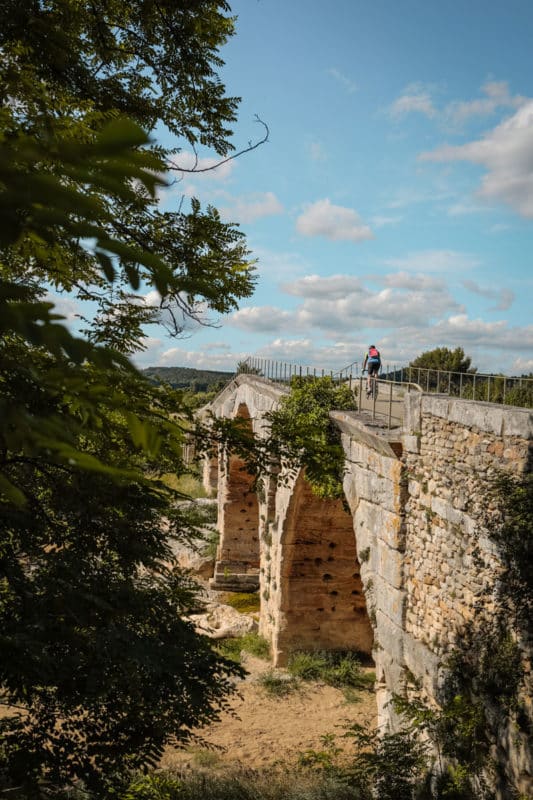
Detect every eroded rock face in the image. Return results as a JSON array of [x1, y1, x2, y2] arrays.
[[168, 536, 215, 580], [190, 602, 258, 640]]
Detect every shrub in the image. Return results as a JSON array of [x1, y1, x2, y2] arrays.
[[288, 651, 374, 691], [257, 670, 300, 697], [216, 633, 270, 663]]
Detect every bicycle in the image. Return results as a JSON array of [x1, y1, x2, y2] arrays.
[[363, 369, 379, 401]]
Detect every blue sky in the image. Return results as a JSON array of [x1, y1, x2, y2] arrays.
[[56, 1, 533, 375]]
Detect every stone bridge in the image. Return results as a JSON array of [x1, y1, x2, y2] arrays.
[[200, 374, 532, 788]]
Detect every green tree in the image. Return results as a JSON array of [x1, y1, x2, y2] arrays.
[[408, 348, 476, 395], [410, 347, 474, 374], [266, 376, 357, 499], [0, 1, 259, 794]]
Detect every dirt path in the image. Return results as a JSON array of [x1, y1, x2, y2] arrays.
[[161, 653, 377, 771]]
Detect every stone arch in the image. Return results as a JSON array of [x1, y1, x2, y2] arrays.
[[273, 472, 373, 665], [210, 402, 260, 592]]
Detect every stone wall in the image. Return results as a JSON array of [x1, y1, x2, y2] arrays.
[[402, 394, 530, 661], [203, 378, 532, 794]]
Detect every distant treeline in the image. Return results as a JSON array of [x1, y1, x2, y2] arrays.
[[142, 366, 233, 392]]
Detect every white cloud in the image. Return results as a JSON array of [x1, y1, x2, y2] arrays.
[[384, 249, 480, 273], [420, 100, 533, 217], [430, 315, 533, 351], [229, 305, 294, 333], [511, 356, 533, 374], [444, 81, 525, 126], [390, 83, 436, 119], [142, 290, 162, 307], [462, 279, 514, 311], [296, 199, 373, 242], [282, 274, 363, 299], [328, 68, 358, 94], [220, 191, 283, 223], [379, 271, 447, 291], [252, 246, 310, 282], [158, 346, 243, 371], [231, 271, 461, 335]]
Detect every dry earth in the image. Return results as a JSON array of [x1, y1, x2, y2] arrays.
[[160, 652, 377, 771]]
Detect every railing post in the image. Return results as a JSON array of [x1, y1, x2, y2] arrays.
[[388, 380, 393, 429], [487, 375, 490, 402]]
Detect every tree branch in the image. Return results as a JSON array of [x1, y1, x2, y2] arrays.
[[168, 115, 269, 174]]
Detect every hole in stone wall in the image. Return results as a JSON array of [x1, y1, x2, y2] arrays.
[[314, 557, 322, 565], [328, 542, 336, 549], [322, 573, 332, 582]]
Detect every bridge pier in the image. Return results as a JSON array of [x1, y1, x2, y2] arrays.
[[209, 402, 260, 592]]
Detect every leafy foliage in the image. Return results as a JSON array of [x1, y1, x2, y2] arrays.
[[0, 1, 259, 794], [343, 724, 431, 800], [216, 632, 270, 663], [266, 376, 357, 499], [410, 347, 475, 374], [288, 651, 373, 692], [488, 471, 533, 627]]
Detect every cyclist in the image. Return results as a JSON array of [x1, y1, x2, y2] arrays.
[[362, 345, 381, 397]]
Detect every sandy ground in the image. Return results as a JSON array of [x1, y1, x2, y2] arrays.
[[160, 652, 377, 771]]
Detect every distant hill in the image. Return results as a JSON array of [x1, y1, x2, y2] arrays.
[[142, 366, 234, 392]]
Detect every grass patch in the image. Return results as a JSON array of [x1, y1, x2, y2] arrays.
[[288, 651, 374, 692], [222, 592, 261, 614], [188, 747, 222, 769], [162, 471, 208, 498], [257, 669, 300, 697], [215, 638, 244, 663], [127, 768, 360, 800], [216, 633, 270, 663]]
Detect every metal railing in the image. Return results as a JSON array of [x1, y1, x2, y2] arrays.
[[356, 374, 420, 429], [240, 357, 532, 410], [240, 357, 419, 429], [381, 366, 533, 406], [240, 356, 360, 387]]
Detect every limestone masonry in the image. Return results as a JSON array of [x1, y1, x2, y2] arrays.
[[202, 375, 532, 795]]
